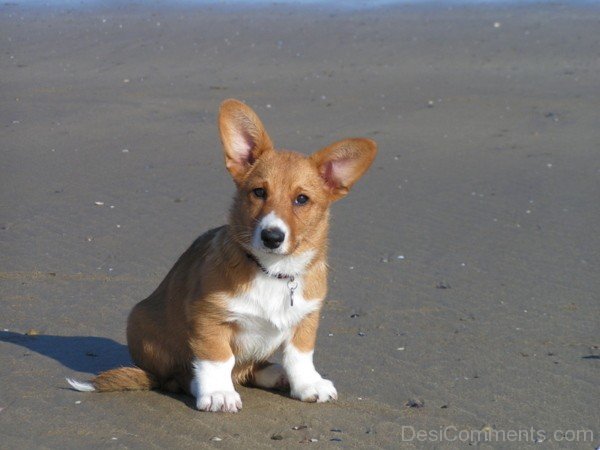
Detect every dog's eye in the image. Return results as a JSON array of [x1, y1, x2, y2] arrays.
[[294, 194, 309, 205], [252, 188, 266, 199]]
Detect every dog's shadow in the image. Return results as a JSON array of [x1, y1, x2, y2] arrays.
[[0, 330, 131, 374], [1, 330, 295, 409], [0, 330, 200, 408]]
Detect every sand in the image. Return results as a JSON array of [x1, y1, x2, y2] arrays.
[[1, 1, 599, 448]]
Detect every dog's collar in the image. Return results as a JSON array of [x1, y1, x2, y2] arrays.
[[245, 252, 295, 280], [245, 252, 298, 306]]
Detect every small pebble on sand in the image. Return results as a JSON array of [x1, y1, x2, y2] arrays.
[[405, 398, 425, 408]]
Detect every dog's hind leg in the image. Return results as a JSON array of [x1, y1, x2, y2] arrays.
[[250, 362, 289, 391]]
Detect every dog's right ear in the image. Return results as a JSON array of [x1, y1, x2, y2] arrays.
[[218, 99, 274, 183]]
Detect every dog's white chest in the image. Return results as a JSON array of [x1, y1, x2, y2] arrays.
[[227, 274, 320, 362]]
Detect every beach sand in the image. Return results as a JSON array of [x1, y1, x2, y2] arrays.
[[1, 2, 599, 448]]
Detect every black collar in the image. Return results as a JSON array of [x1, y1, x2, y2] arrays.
[[245, 252, 298, 306], [245, 252, 295, 280]]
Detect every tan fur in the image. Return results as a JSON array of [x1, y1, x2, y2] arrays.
[[290, 311, 321, 353], [92, 367, 159, 392], [82, 99, 377, 397]]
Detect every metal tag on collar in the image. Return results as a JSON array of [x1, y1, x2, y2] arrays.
[[287, 276, 298, 306]]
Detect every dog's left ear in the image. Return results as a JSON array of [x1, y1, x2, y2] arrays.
[[218, 99, 274, 183], [310, 138, 377, 201]]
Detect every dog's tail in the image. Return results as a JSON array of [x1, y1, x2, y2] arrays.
[[66, 367, 159, 392]]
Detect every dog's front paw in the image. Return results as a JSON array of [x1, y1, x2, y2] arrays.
[[196, 390, 242, 413], [291, 378, 337, 403]]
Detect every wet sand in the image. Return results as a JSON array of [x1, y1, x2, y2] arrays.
[[1, 2, 599, 448]]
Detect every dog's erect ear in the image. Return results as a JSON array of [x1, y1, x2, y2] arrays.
[[218, 99, 274, 183], [310, 138, 377, 201]]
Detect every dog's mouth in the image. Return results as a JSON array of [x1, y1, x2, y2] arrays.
[[251, 237, 303, 257], [251, 240, 289, 255], [259, 247, 283, 254]]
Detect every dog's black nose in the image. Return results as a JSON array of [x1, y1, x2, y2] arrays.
[[261, 228, 285, 249]]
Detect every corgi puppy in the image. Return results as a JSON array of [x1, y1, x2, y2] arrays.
[[67, 99, 377, 412]]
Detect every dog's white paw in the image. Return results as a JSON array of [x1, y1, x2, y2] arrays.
[[291, 378, 337, 403], [196, 390, 242, 413], [253, 364, 289, 390]]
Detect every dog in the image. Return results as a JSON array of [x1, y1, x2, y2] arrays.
[[67, 99, 377, 412]]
